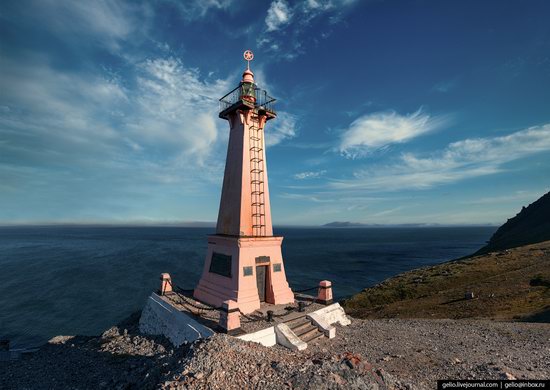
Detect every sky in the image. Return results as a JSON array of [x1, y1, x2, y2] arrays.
[[1, 0, 549, 226]]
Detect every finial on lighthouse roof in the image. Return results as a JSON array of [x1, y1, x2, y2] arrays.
[[242, 50, 255, 83]]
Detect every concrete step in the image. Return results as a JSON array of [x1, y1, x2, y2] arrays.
[[293, 324, 317, 338], [284, 315, 309, 328], [305, 332, 324, 344], [294, 323, 317, 338], [288, 316, 309, 327], [291, 320, 313, 334], [287, 316, 327, 345], [281, 311, 308, 323], [301, 327, 323, 343], [280, 312, 329, 348]]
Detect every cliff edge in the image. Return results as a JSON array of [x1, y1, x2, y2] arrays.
[[343, 192, 550, 322], [476, 191, 550, 254]]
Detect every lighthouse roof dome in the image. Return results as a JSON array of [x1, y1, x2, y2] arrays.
[[242, 68, 254, 83]]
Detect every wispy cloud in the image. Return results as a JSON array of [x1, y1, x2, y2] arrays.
[[265, 0, 293, 31], [339, 109, 448, 158], [332, 124, 550, 191], [370, 206, 406, 217], [293, 170, 327, 180], [131, 57, 230, 162], [266, 112, 298, 146], [0, 54, 230, 169], [460, 190, 548, 205], [279, 192, 333, 203], [258, 0, 359, 60], [432, 79, 458, 93], [0, 18, 235, 224], [161, 0, 234, 20], [19, 0, 145, 53]]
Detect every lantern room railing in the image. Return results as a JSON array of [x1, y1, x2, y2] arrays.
[[219, 84, 276, 116]]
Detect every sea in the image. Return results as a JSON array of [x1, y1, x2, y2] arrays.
[[0, 225, 496, 349]]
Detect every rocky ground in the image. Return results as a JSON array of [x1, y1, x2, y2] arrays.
[[1, 311, 548, 390], [312, 319, 550, 388]]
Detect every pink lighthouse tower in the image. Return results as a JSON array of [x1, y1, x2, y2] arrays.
[[193, 51, 294, 314]]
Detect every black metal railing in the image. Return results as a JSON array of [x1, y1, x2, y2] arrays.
[[219, 84, 276, 115]]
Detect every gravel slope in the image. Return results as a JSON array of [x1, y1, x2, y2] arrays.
[[2, 313, 548, 390], [311, 319, 550, 388]]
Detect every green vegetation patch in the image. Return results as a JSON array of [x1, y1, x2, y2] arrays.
[[343, 241, 550, 322]]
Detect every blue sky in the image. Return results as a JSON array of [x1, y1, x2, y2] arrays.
[[1, 0, 549, 226]]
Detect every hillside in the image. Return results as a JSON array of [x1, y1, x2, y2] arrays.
[[343, 240, 550, 321], [476, 191, 550, 254]]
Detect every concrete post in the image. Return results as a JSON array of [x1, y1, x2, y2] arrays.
[[160, 273, 172, 295], [219, 299, 241, 335], [317, 280, 333, 305]]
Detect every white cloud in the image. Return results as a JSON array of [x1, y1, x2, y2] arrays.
[[339, 109, 448, 158], [0, 52, 233, 196], [279, 192, 333, 203], [302, 0, 359, 16], [331, 124, 550, 191], [265, 0, 293, 31], [265, 111, 298, 146], [304, 0, 333, 11], [0, 56, 127, 156], [293, 170, 327, 180], [162, 0, 234, 20], [460, 190, 547, 205], [130, 57, 230, 163], [259, 0, 358, 60], [432, 79, 457, 93], [26, 0, 142, 52]]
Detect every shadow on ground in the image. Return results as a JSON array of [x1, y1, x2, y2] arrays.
[[0, 311, 191, 390]]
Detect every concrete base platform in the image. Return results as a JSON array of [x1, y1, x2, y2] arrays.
[[139, 292, 350, 350], [139, 294, 215, 346]]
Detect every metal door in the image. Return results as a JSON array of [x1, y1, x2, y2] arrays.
[[256, 265, 267, 302]]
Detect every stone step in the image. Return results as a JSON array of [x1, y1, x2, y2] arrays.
[[294, 323, 317, 338], [283, 314, 309, 328], [304, 331, 324, 344], [300, 327, 323, 343], [291, 320, 313, 334]]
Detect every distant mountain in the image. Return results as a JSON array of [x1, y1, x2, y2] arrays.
[[476, 191, 550, 254], [323, 222, 372, 228]]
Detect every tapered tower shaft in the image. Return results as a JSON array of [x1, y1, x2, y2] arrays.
[[216, 108, 273, 237], [194, 55, 293, 313]]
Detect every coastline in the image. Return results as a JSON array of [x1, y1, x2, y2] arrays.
[[2, 241, 549, 388]]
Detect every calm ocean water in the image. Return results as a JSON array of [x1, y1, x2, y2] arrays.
[[0, 226, 495, 349]]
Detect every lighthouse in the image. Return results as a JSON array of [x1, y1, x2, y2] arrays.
[[193, 51, 294, 314]]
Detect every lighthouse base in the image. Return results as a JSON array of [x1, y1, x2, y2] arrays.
[[193, 235, 294, 314]]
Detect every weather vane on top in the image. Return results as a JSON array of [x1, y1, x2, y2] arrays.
[[243, 50, 254, 70]]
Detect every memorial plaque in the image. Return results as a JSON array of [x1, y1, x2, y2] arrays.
[[243, 266, 253, 276], [255, 256, 270, 264], [273, 263, 282, 272], [209, 252, 232, 277]]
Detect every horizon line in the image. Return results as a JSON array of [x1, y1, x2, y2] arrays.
[[0, 221, 500, 228]]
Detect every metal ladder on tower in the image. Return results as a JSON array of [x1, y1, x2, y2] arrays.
[[249, 113, 266, 236]]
